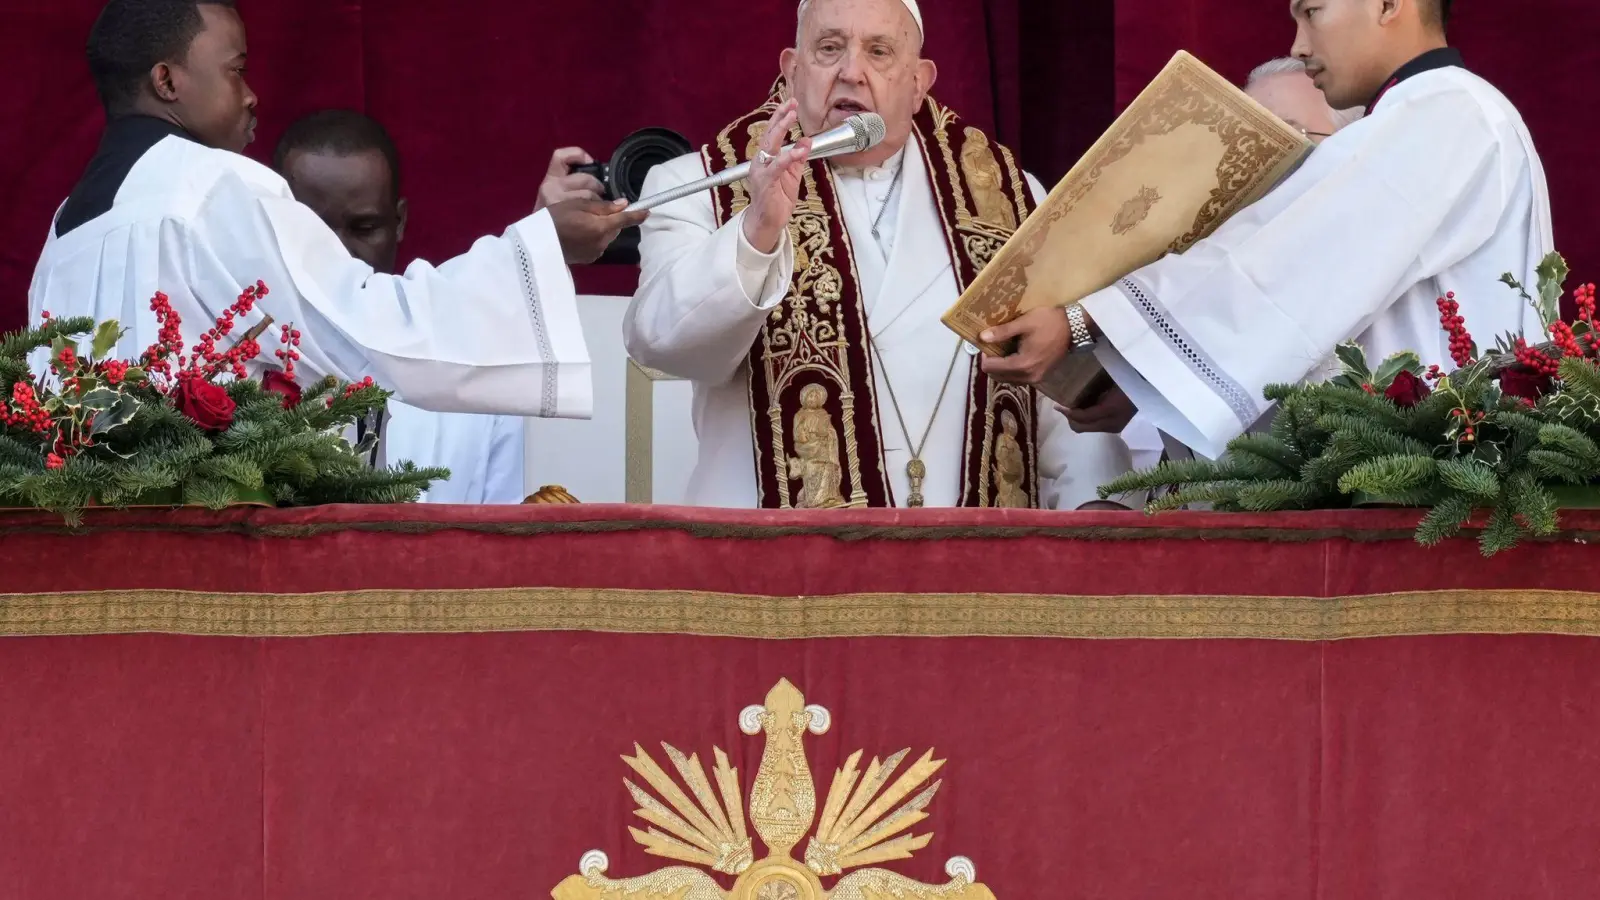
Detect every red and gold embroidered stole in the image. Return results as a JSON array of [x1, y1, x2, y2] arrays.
[[704, 90, 1040, 509]]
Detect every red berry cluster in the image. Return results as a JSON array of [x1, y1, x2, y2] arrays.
[[342, 375, 376, 399], [186, 282, 270, 383], [1425, 364, 1444, 382], [1453, 407, 1487, 443], [51, 344, 78, 376], [274, 323, 303, 379], [1, 381, 52, 433], [142, 282, 273, 388], [1576, 283, 1597, 324], [99, 359, 131, 386], [141, 291, 185, 381], [1550, 320, 1584, 359], [1513, 337, 1561, 377], [1437, 293, 1475, 367]]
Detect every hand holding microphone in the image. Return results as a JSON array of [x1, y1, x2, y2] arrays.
[[744, 100, 812, 255]]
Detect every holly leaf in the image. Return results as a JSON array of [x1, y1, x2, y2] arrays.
[[1478, 382, 1504, 413], [89, 394, 140, 436], [79, 388, 121, 412], [1373, 351, 1423, 389], [1334, 341, 1370, 379], [121, 367, 147, 384], [90, 320, 124, 360], [1535, 252, 1569, 330]]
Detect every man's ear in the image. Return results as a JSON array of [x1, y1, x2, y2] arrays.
[[780, 47, 798, 88], [915, 58, 938, 102], [150, 62, 179, 102], [395, 198, 408, 243], [1378, 0, 1403, 25]]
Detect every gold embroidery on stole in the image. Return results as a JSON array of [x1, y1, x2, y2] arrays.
[[707, 92, 1041, 508]]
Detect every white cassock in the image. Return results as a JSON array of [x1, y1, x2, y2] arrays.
[[626, 139, 1134, 509], [29, 124, 590, 419], [381, 403, 526, 503], [1081, 66, 1552, 460]]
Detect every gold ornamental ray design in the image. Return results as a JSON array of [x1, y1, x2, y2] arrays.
[[551, 679, 995, 900]]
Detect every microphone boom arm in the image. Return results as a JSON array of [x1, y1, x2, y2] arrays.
[[624, 113, 885, 213]]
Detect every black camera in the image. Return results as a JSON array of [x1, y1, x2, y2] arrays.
[[567, 127, 691, 265]]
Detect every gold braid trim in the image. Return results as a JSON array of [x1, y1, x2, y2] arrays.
[[6, 587, 1600, 640]]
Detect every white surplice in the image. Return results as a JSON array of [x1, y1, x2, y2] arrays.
[[1082, 66, 1553, 460], [626, 137, 1134, 509], [29, 133, 591, 419], [381, 402, 526, 503]]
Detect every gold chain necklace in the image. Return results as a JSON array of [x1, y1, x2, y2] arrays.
[[869, 337, 963, 507]]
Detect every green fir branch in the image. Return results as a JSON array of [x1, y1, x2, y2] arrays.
[[1415, 493, 1478, 546], [1507, 471, 1560, 537], [1538, 423, 1600, 469], [0, 316, 97, 359], [1145, 481, 1250, 512], [1478, 504, 1526, 557], [1099, 457, 1236, 498], [1528, 449, 1589, 485], [1337, 454, 1437, 496], [1228, 433, 1303, 478], [1435, 458, 1501, 498], [1232, 479, 1334, 512]]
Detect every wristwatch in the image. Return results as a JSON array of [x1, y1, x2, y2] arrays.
[[1064, 303, 1095, 350]]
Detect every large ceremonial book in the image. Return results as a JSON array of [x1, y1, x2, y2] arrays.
[[942, 50, 1313, 406]]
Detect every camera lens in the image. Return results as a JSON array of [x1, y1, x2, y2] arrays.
[[608, 128, 693, 203]]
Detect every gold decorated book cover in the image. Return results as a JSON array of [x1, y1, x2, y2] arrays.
[[943, 50, 1313, 404]]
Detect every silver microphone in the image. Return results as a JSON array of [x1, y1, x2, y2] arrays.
[[625, 113, 887, 212]]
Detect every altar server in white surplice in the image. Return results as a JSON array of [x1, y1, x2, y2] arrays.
[[626, 0, 1133, 510], [981, 0, 1553, 461], [275, 111, 529, 503], [30, 0, 643, 421]]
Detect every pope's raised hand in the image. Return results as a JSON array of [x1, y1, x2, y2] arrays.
[[741, 99, 812, 255]]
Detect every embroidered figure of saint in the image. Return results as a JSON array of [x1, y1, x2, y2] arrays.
[[961, 127, 1017, 231], [786, 383, 845, 509], [993, 410, 1030, 508]]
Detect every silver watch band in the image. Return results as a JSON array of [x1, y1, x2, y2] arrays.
[[1064, 304, 1095, 349]]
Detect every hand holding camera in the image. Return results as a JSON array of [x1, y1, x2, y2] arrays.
[[536, 148, 607, 211]]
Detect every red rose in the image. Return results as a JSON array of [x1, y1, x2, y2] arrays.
[[1383, 370, 1431, 408], [1499, 367, 1553, 403], [174, 378, 236, 431], [260, 370, 302, 409]]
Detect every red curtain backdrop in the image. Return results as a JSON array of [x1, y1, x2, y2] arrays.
[[0, 1, 1592, 325]]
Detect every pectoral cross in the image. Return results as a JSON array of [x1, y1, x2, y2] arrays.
[[905, 458, 926, 508]]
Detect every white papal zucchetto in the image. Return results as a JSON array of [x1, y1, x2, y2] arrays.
[[798, 0, 924, 37]]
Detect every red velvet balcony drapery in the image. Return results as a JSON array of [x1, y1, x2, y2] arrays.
[[2, 505, 1599, 899]]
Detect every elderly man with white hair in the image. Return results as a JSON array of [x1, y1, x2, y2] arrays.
[[1246, 57, 1364, 142], [624, 0, 1132, 510]]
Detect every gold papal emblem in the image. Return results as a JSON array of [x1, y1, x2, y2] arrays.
[[551, 679, 995, 900], [1110, 185, 1162, 236]]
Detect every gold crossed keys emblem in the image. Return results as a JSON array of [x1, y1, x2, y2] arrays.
[[552, 679, 996, 900]]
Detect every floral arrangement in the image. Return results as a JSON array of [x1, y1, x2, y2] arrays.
[[1101, 253, 1600, 555], [0, 281, 445, 523]]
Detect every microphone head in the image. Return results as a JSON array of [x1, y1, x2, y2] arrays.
[[847, 113, 887, 151]]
